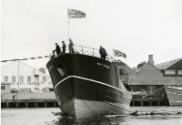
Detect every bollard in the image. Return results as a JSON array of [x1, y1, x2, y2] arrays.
[[44, 102, 47, 107], [7, 102, 9, 108], [15, 102, 19, 108], [35, 102, 38, 108], [25, 102, 28, 108]]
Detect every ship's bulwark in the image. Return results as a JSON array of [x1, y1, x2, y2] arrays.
[[47, 54, 132, 119], [47, 54, 119, 86]]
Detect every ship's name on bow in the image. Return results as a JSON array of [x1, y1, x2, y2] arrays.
[[97, 62, 110, 69]]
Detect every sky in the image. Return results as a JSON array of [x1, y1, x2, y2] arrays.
[[1, 0, 182, 69]]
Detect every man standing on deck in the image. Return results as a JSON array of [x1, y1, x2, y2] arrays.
[[62, 41, 66, 53], [99, 46, 107, 60], [69, 38, 74, 53], [55, 43, 61, 57]]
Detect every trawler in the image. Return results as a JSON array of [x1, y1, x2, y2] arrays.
[[46, 45, 132, 119]]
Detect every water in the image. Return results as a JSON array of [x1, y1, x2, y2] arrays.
[[1, 107, 182, 125]]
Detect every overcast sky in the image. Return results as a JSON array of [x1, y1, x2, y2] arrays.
[[1, 0, 182, 68]]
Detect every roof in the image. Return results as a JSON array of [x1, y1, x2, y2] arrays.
[[156, 58, 182, 70], [128, 63, 164, 85], [2, 61, 48, 76]]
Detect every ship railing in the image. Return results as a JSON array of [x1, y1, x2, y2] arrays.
[[74, 45, 100, 57], [74, 45, 116, 62], [49, 44, 117, 62]]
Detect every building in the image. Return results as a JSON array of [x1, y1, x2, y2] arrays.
[[129, 55, 182, 106], [156, 58, 182, 85], [156, 58, 182, 106], [1, 61, 52, 93], [128, 55, 165, 106]]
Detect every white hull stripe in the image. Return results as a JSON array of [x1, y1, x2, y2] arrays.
[[54, 75, 132, 99], [104, 101, 130, 109]]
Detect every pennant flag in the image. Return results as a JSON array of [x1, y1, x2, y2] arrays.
[[67, 9, 86, 18], [30, 57, 36, 60], [37, 56, 43, 59], [1, 55, 49, 63], [1, 60, 8, 62], [113, 49, 127, 58], [21, 58, 28, 60]]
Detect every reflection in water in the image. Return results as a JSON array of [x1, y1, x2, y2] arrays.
[[53, 116, 129, 125], [50, 114, 182, 125], [2, 108, 182, 125]]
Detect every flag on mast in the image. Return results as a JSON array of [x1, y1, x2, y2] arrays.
[[67, 9, 86, 18], [113, 49, 127, 58]]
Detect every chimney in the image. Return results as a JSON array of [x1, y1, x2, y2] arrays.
[[148, 54, 154, 65]]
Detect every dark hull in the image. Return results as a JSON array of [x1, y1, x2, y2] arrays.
[[47, 54, 132, 119]]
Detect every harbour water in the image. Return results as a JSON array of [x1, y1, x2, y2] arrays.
[[1, 107, 182, 125]]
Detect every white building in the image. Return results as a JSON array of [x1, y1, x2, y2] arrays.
[[1, 61, 52, 93]]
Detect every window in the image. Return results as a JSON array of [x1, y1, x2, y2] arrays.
[[4, 76, 8, 82], [34, 75, 39, 85], [27, 76, 31, 85], [12, 76, 16, 84], [43, 76, 47, 82], [1, 86, 5, 90], [20, 76, 24, 85], [164, 70, 176, 75]]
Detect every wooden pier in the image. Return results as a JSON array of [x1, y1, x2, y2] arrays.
[[1, 100, 58, 108], [1, 92, 170, 108], [130, 97, 169, 106], [1, 92, 59, 108]]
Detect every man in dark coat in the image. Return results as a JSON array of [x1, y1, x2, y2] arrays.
[[62, 41, 66, 53], [69, 38, 74, 53], [99, 46, 107, 60], [55, 43, 61, 56]]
